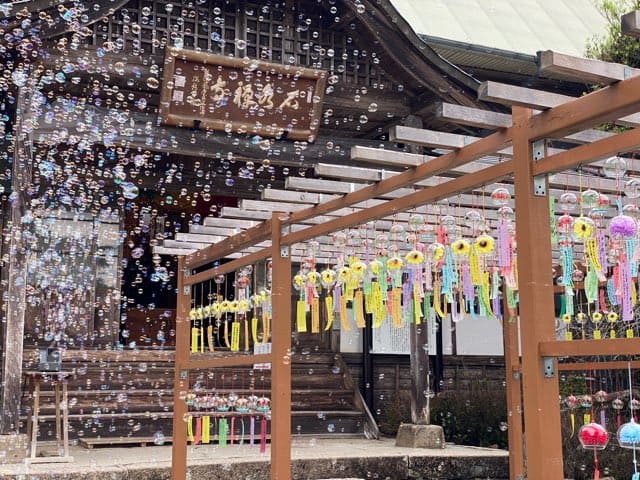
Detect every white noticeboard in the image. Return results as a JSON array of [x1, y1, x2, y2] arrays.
[[454, 315, 504, 356], [370, 308, 453, 355], [253, 342, 272, 369]]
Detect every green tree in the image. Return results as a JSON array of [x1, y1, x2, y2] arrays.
[[586, 0, 640, 66]]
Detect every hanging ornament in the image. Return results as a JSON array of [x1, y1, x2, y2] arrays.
[[581, 189, 600, 209], [474, 234, 495, 255], [451, 238, 471, 257], [573, 217, 595, 242], [594, 390, 608, 427], [602, 155, 627, 179], [490, 187, 510, 206], [609, 214, 637, 239], [625, 178, 640, 198], [565, 395, 578, 437], [579, 422, 609, 450], [408, 213, 425, 232], [613, 397, 624, 428], [464, 209, 483, 234], [558, 192, 578, 213]]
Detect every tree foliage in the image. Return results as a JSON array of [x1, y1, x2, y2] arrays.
[[586, 0, 640, 66]]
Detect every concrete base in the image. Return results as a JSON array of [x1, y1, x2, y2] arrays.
[[0, 434, 27, 464], [395, 423, 445, 449]]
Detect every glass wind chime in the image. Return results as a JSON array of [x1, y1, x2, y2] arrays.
[[189, 265, 272, 353], [555, 156, 640, 342], [292, 188, 520, 335], [184, 371, 271, 452]]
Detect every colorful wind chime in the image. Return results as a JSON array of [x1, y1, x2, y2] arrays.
[[189, 266, 272, 353], [185, 371, 271, 452]]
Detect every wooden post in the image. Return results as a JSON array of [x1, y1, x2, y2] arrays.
[[271, 212, 292, 480], [512, 106, 563, 479], [0, 86, 30, 434], [171, 256, 190, 480], [502, 290, 524, 480]]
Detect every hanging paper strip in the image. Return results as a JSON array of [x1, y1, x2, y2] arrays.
[[564, 290, 575, 317], [202, 415, 210, 444], [339, 296, 350, 331], [251, 316, 259, 344], [505, 286, 517, 322], [219, 418, 228, 447], [354, 290, 366, 328], [621, 260, 633, 321], [584, 267, 598, 304], [413, 282, 422, 325], [549, 196, 557, 245], [187, 415, 194, 443], [239, 419, 245, 446], [607, 278, 618, 306], [311, 296, 320, 333], [597, 229, 607, 277], [244, 318, 249, 351], [441, 248, 454, 295], [628, 239, 638, 276], [480, 272, 493, 317], [433, 282, 446, 318], [223, 319, 231, 349], [633, 279, 637, 307], [207, 325, 215, 352], [371, 282, 385, 328], [498, 219, 511, 273], [392, 287, 403, 327], [469, 249, 482, 286], [461, 261, 474, 302], [324, 296, 334, 331], [250, 416, 255, 446], [191, 326, 198, 353], [296, 299, 307, 332], [260, 417, 267, 454], [194, 417, 202, 445], [230, 322, 241, 351], [230, 417, 235, 445], [561, 246, 574, 288], [262, 311, 270, 344]]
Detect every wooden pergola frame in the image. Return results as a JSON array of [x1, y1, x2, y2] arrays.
[[171, 64, 640, 479]]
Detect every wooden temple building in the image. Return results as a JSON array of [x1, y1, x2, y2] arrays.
[[0, 0, 628, 453]]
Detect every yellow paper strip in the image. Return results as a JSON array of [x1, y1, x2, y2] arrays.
[[324, 296, 334, 331], [354, 290, 366, 329], [340, 296, 350, 331], [413, 283, 422, 325], [231, 322, 240, 351], [202, 415, 210, 444], [296, 299, 307, 333], [244, 317, 249, 351], [392, 287, 403, 328], [187, 416, 194, 443], [311, 297, 320, 333], [191, 327, 198, 353], [251, 316, 259, 344], [262, 312, 270, 344], [207, 325, 214, 352]]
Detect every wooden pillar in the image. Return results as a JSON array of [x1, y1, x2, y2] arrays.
[[270, 212, 292, 480], [171, 256, 190, 480], [0, 86, 30, 434], [502, 291, 524, 480], [402, 114, 431, 424], [512, 107, 563, 479]]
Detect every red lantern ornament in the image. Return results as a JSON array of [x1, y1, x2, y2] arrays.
[[579, 422, 609, 450]]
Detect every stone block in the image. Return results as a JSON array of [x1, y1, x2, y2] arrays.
[[0, 434, 27, 464], [395, 423, 445, 449]]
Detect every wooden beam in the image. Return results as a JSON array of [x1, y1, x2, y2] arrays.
[[479, 80, 640, 128], [432, 101, 511, 129], [390, 125, 476, 149], [533, 126, 640, 176], [528, 74, 640, 139], [261, 189, 338, 204], [281, 160, 513, 246], [350, 145, 425, 167], [202, 218, 258, 229], [538, 50, 639, 85], [432, 101, 612, 145], [184, 353, 272, 370], [184, 220, 273, 270], [314, 163, 381, 182], [539, 338, 640, 357], [558, 360, 640, 371], [622, 10, 640, 38]]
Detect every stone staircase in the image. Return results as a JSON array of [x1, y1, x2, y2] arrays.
[[20, 347, 378, 444]]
